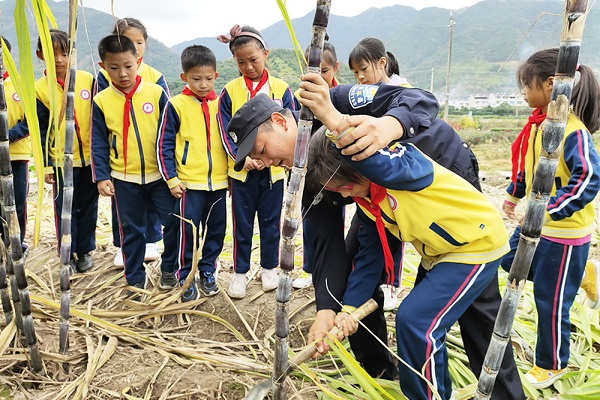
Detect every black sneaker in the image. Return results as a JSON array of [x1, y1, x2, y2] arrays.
[[77, 253, 94, 273], [69, 256, 78, 275], [199, 271, 219, 296], [159, 271, 179, 289], [180, 278, 200, 302], [127, 279, 147, 301]]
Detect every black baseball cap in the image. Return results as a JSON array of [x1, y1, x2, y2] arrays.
[[227, 93, 284, 172]]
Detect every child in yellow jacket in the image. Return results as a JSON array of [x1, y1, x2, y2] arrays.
[[157, 45, 228, 301]]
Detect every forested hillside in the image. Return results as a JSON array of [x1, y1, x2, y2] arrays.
[[3, 0, 599, 97]]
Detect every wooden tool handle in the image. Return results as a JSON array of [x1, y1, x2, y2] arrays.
[[288, 298, 378, 367]]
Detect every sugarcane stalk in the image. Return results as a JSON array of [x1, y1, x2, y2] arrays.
[[0, 43, 14, 328], [58, 0, 78, 374], [273, 1, 331, 399], [475, 1, 589, 398], [0, 241, 12, 326], [0, 34, 43, 372]]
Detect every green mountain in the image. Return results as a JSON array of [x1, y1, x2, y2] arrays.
[[174, 0, 600, 97], [2, 0, 599, 98], [0, 0, 181, 83]]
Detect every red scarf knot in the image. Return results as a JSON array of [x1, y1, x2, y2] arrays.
[[510, 107, 546, 185], [353, 182, 396, 286], [114, 75, 143, 176], [244, 70, 269, 98], [182, 87, 217, 148]]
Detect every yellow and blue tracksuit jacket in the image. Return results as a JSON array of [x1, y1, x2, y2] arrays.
[[506, 113, 600, 239], [217, 73, 299, 182], [6, 77, 30, 161], [91, 82, 169, 184], [96, 60, 169, 95], [11, 71, 94, 169], [341, 142, 509, 307], [157, 92, 228, 191]]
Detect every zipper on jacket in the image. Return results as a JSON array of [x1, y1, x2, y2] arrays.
[[111, 135, 119, 159], [182, 140, 189, 165], [129, 104, 146, 184]]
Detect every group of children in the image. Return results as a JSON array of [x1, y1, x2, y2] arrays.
[[5, 19, 306, 303], [5, 14, 600, 398]]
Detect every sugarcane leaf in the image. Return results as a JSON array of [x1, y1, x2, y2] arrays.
[[321, 374, 370, 399], [13, 0, 45, 245], [40, 0, 58, 28], [0, 319, 16, 357], [326, 336, 393, 400], [275, 0, 307, 74], [31, 0, 64, 171]]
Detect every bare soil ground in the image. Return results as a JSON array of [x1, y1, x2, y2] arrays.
[[1, 137, 599, 400]]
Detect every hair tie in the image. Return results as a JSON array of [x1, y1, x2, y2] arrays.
[[576, 63, 581, 71], [216, 24, 266, 49]]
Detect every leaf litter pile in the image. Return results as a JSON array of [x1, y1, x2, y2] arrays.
[[1, 151, 600, 400]]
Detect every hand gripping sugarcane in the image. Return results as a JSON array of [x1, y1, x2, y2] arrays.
[[273, 1, 331, 399], [58, 0, 78, 374], [475, 1, 589, 398], [0, 36, 43, 373]]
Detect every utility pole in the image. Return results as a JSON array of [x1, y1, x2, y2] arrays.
[[444, 12, 454, 123], [430, 66, 434, 92]]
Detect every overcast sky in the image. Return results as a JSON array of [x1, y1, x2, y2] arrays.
[[74, 0, 483, 46]]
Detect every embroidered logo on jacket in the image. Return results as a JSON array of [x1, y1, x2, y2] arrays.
[[80, 89, 91, 100], [348, 85, 378, 109], [387, 194, 398, 211], [12, 92, 19, 102], [142, 102, 154, 114]]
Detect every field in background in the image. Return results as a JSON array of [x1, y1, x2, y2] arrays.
[[1, 118, 600, 399]]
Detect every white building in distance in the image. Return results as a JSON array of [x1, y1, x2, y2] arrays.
[[449, 93, 527, 109]]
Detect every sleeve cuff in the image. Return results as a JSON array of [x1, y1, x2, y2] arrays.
[[167, 177, 181, 189], [505, 195, 519, 205], [341, 305, 357, 313]]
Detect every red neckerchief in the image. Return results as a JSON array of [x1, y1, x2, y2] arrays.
[[2, 71, 8, 80], [244, 70, 268, 98], [511, 107, 546, 185], [331, 77, 339, 87], [182, 87, 217, 148], [113, 75, 143, 176], [56, 76, 84, 146], [353, 182, 395, 286]]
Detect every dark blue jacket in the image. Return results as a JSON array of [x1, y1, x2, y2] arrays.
[[306, 83, 481, 311]]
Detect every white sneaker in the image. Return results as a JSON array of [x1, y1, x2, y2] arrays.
[[292, 271, 312, 289], [261, 268, 278, 292], [381, 284, 400, 311], [114, 248, 124, 268], [228, 273, 248, 299], [144, 243, 161, 262]]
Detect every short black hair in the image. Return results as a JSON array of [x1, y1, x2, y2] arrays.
[[181, 45, 216, 73], [98, 34, 137, 61], [1, 36, 11, 52], [306, 126, 364, 193]]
